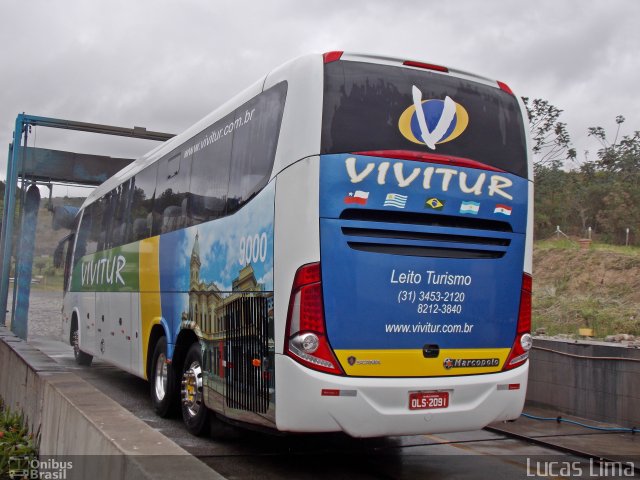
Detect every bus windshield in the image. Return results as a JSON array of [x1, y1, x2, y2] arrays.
[[321, 61, 528, 178]]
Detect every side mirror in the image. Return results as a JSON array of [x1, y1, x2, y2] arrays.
[[52, 205, 80, 230], [53, 233, 73, 268]]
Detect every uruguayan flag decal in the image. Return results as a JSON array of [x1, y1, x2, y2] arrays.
[[383, 193, 408, 209]]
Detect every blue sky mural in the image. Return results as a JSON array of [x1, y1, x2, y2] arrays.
[[159, 182, 275, 329]]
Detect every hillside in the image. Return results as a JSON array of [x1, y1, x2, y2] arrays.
[[533, 240, 640, 338]]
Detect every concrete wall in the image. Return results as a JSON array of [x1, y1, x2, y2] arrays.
[[0, 327, 221, 480], [527, 338, 640, 427]]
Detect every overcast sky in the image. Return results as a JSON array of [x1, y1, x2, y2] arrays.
[[1, 0, 638, 196]]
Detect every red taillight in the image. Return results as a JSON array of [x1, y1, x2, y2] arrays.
[[497, 81, 514, 96], [503, 273, 532, 371], [353, 150, 506, 173], [292, 262, 321, 287], [285, 263, 344, 375], [403, 60, 449, 73], [323, 51, 343, 64], [519, 273, 532, 333]]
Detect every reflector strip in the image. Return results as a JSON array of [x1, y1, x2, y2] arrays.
[[354, 150, 506, 172], [323, 51, 343, 63], [321, 389, 357, 397], [497, 81, 514, 95], [403, 60, 449, 73], [497, 383, 521, 391], [322, 389, 340, 396]]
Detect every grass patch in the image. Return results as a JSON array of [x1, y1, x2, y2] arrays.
[[535, 238, 640, 256], [30, 275, 64, 292], [533, 294, 639, 337], [535, 238, 580, 251], [533, 240, 640, 338], [0, 397, 38, 478]]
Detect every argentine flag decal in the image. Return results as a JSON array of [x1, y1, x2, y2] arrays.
[[459, 201, 480, 215]]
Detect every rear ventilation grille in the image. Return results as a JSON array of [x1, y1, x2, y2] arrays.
[[347, 242, 505, 259], [341, 227, 510, 246], [340, 209, 513, 232], [337, 209, 513, 259]]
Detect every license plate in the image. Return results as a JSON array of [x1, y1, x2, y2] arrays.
[[409, 391, 449, 410]]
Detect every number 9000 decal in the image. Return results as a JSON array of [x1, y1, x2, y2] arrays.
[[239, 233, 269, 266]]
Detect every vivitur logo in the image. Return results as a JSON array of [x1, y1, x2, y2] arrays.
[[398, 86, 469, 149]]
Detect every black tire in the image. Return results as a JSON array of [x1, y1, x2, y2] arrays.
[[150, 336, 177, 417], [71, 322, 93, 366], [181, 342, 209, 436]]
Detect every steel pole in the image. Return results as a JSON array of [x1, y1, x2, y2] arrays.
[[12, 184, 40, 339], [0, 115, 24, 326]]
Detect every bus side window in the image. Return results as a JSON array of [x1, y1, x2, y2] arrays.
[[110, 182, 132, 248], [100, 192, 117, 250], [75, 210, 91, 263], [227, 82, 286, 215], [155, 152, 191, 234], [187, 119, 233, 226], [86, 202, 102, 256], [130, 163, 158, 242], [53, 232, 75, 292]]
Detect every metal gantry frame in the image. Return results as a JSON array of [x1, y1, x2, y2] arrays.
[[0, 113, 174, 338]]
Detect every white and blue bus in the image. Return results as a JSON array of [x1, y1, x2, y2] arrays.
[[61, 51, 533, 437]]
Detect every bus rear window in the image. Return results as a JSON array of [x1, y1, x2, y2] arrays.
[[321, 61, 528, 178]]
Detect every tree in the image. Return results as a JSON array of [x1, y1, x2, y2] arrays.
[[588, 116, 640, 175], [587, 116, 640, 243], [522, 97, 576, 170], [523, 98, 578, 237], [34, 258, 47, 275]]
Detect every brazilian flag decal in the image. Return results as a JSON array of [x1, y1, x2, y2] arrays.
[[425, 197, 445, 210]]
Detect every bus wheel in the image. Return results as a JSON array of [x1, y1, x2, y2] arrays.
[[181, 342, 209, 436], [71, 323, 93, 366], [150, 337, 177, 417]]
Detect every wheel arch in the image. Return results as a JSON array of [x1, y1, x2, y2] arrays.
[[172, 328, 200, 379], [146, 324, 168, 381], [69, 311, 78, 346], [69, 307, 83, 347]]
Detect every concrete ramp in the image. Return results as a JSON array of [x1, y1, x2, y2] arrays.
[[0, 327, 223, 480]]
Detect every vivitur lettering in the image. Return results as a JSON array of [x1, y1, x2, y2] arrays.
[[81, 255, 126, 287], [345, 157, 513, 200]]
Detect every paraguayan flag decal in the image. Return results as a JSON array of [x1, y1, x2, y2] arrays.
[[459, 201, 480, 215], [383, 193, 408, 209], [493, 204, 512, 216]]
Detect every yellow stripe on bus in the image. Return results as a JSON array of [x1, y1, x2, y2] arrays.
[[334, 348, 511, 377], [139, 237, 162, 379]]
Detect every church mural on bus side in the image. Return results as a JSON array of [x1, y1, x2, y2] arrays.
[[157, 181, 276, 416]]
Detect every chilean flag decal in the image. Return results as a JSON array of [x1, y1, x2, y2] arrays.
[[344, 190, 369, 205]]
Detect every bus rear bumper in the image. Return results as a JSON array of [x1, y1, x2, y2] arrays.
[[275, 355, 528, 437]]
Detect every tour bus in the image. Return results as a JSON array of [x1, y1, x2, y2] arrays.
[[60, 51, 533, 437]]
